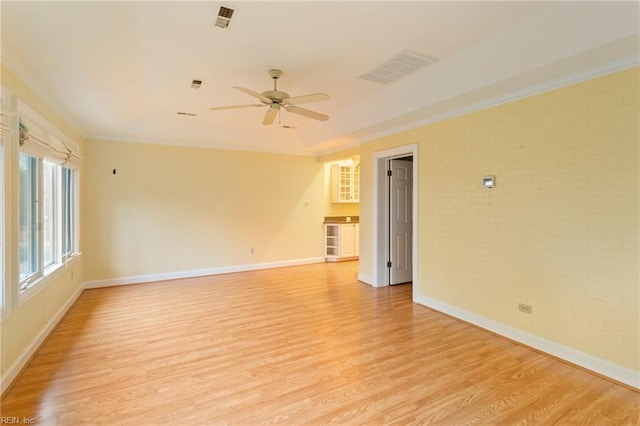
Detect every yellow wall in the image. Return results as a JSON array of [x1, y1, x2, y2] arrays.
[[337, 67, 639, 371], [1, 65, 85, 379], [83, 140, 325, 281], [2, 58, 638, 387]]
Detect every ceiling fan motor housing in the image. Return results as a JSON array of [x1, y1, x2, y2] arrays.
[[263, 69, 288, 103], [261, 90, 289, 103]]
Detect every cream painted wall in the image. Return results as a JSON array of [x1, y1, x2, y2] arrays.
[[328, 67, 639, 372], [84, 140, 325, 282], [1, 57, 637, 389], [0, 65, 85, 380]]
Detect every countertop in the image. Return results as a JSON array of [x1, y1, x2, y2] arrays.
[[323, 216, 359, 224]]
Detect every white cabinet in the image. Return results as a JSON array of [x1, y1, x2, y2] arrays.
[[331, 163, 360, 203], [324, 223, 359, 262]]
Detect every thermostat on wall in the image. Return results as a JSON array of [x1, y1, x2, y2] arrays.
[[482, 175, 495, 188]]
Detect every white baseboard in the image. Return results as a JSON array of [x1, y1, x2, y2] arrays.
[[357, 273, 374, 286], [1, 284, 84, 396], [83, 257, 326, 289], [415, 294, 639, 390]]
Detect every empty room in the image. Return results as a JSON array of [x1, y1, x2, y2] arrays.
[[1, 1, 639, 424]]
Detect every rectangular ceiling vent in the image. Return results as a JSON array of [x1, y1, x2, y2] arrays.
[[358, 50, 437, 85], [215, 5, 235, 29]]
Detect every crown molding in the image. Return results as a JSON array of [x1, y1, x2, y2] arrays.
[[85, 133, 317, 157], [2, 47, 87, 138], [325, 54, 640, 154]]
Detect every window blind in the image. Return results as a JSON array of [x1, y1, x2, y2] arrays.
[[0, 114, 10, 138], [18, 117, 81, 169]]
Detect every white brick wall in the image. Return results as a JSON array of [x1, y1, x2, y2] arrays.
[[353, 67, 639, 375], [419, 67, 639, 370]]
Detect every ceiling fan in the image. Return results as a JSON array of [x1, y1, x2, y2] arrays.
[[210, 69, 329, 125]]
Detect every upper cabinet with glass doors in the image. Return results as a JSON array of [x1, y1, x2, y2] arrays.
[[331, 161, 360, 203]]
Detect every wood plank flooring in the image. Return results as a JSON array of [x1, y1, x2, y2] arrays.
[[2, 261, 638, 425]]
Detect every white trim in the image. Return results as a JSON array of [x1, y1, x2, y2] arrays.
[[83, 257, 325, 289], [18, 101, 81, 154], [361, 55, 640, 146], [18, 253, 82, 306], [2, 49, 87, 138], [85, 133, 317, 158], [357, 273, 374, 287], [415, 294, 640, 390], [319, 54, 640, 157], [372, 144, 418, 293], [1, 283, 84, 396]]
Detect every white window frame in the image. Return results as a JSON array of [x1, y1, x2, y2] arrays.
[[18, 158, 80, 300], [61, 166, 79, 262], [17, 102, 81, 304], [1, 85, 16, 318], [42, 160, 59, 270], [18, 153, 40, 286]]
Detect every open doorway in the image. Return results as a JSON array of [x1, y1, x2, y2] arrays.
[[388, 156, 413, 285], [372, 144, 418, 299]]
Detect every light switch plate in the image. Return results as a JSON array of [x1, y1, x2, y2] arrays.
[[482, 175, 495, 188]]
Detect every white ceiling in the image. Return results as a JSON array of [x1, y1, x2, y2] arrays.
[[2, 1, 639, 156]]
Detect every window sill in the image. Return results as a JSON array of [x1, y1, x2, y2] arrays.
[[18, 253, 82, 306]]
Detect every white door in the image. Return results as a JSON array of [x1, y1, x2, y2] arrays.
[[389, 159, 413, 285]]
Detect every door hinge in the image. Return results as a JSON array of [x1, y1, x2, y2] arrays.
[[387, 170, 392, 177], [387, 261, 392, 268]]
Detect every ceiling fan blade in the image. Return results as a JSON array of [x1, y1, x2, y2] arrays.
[[263, 105, 279, 125], [285, 93, 329, 105], [285, 105, 329, 122], [233, 86, 272, 104], [210, 104, 263, 111]]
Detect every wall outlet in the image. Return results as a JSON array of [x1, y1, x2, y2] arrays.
[[518, 303, 533, 314]]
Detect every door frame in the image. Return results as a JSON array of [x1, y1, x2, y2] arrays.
[[372, 143, 418, 300]]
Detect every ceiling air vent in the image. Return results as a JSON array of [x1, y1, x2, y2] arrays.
[[358, 50, 437, 85], [191, 79, 202, 89], [215, 5, 235, 29]]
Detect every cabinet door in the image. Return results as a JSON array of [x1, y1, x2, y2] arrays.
[[331, 163, 359, 203], [339, 224, 356, 257], [352, 163, 360, 202], [339, 165, 352, 202]]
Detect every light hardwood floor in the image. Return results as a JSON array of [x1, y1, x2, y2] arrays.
[[2, 261, 638, 425]]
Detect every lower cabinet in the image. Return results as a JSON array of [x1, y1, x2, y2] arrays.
[[324, 223, 359, 262]]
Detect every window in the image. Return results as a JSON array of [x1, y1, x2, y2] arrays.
[[42, 160, 56, 268], [17, 106, 81, 296], [62, 167, 76, 259], [19, 153, 38, 282], [19, 156, 78, 292]]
